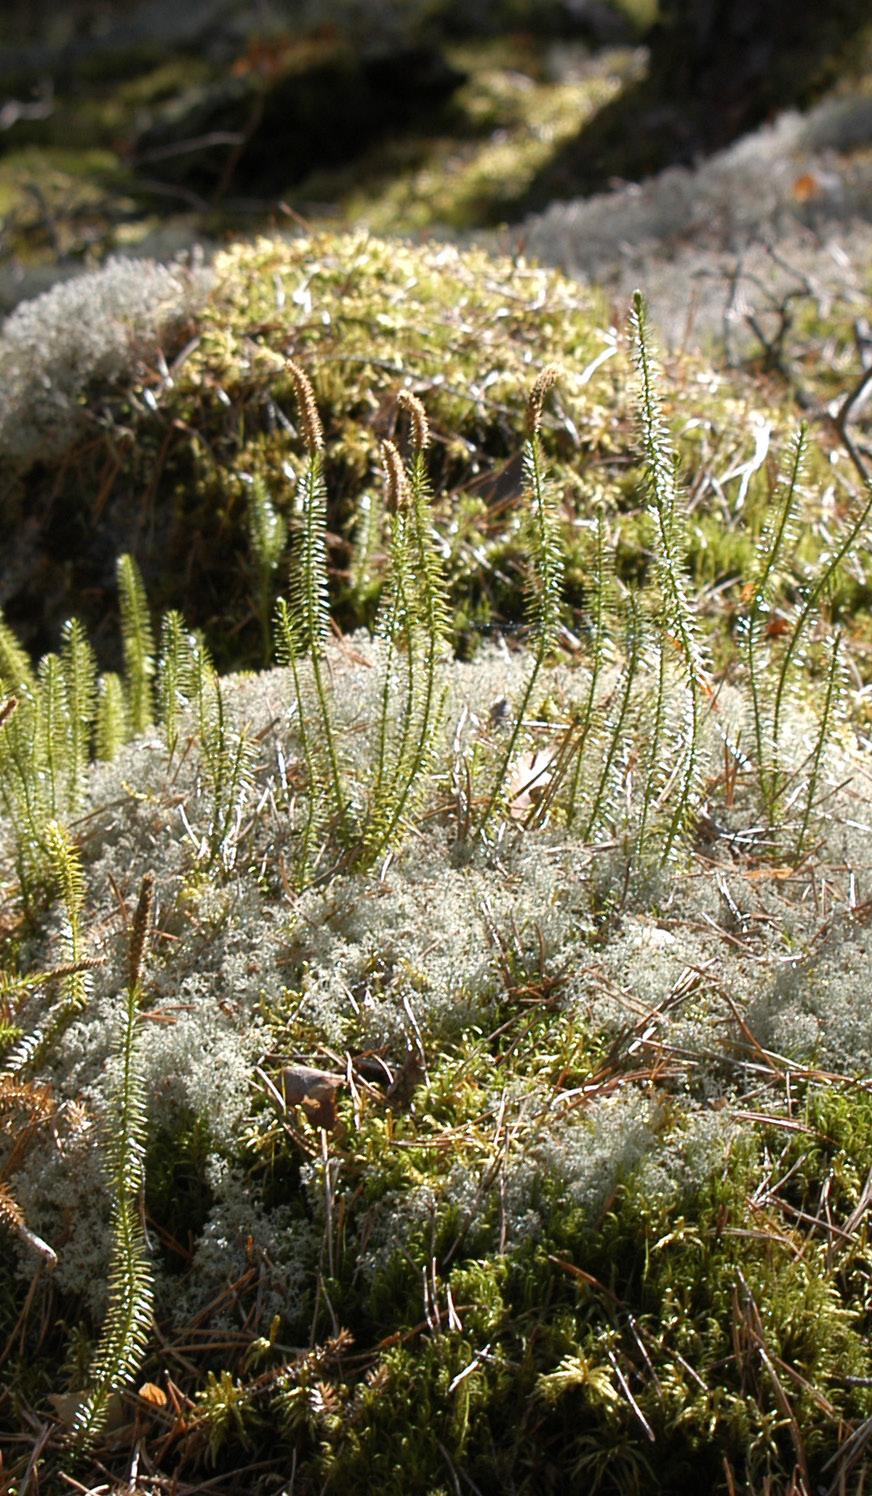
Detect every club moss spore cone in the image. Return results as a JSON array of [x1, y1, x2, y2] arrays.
[[287, 359, 325, 456], [396, 388, 430, 454], [381, 437, 411, 514]]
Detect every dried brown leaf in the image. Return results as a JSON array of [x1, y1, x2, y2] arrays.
[[280, 1065, 346, 1131], [506, 746, 557, 819]]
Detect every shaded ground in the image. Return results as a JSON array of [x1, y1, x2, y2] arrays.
[[518, 0, 872, 211], [0, 31, 640, 311]]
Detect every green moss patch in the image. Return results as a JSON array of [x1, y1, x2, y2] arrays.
[[4, 230, 867, 672]]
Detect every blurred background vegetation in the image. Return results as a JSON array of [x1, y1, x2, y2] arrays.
[[1, 0, 870, 311]]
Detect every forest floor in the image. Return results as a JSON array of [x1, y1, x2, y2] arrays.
[[2, 18, 872, 1496]]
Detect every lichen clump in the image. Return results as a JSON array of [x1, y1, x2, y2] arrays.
[[2, 633, 872, 1491]]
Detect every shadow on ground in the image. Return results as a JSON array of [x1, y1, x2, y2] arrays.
[[514, 0, 872, 214]]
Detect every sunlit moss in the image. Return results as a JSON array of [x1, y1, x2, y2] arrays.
[[5, 227, 868, 673]]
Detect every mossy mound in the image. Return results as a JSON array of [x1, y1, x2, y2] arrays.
[[2, 230, 865, 671]]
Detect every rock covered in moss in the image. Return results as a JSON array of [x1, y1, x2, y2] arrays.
[[0, 254, 211, 466], [1, 228, 833, 670], [0, 231, 609, 661]]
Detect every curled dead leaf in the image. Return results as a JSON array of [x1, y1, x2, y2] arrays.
[[280, 1065, 346, 1131], [138, 1381, 168, 1407], [506, 746, 557, 819], [792, 171, 821, 202]]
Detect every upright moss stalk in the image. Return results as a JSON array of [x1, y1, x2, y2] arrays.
[[0, 610, 36, 698], [362, 395, 449, 864], [284, 362, 350, 842], [400, 392, 450, 828], [72, 874, 155, 1447], [117, 554, 155, 736], [38, 624, 98, 817], [564, 507, 613, 829], [741, 425, 872, 830], [60, 618, 97, 812], [36, 653, 66, 819], [0, 654, 51, 906], [363, 440, 417, 862], [583, 593, 643, 841], [95, 673, 126, 763], [157, 610, 190, 761], [475, 368, 564, 837], [0, 717, 45, 908], [794, 630, 844, 864], [742, 427, 806, 817], [275, 597, 323, 883], [173, 630, 254, 869], [199, 674, 256, 871], [4, 821, 91, 1074], [769, 477, 872, 815], [635, 634, 668, 862], [632, 292, 708, 861]]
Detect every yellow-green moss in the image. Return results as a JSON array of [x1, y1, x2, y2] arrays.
[[6, 229, 869, 671]]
